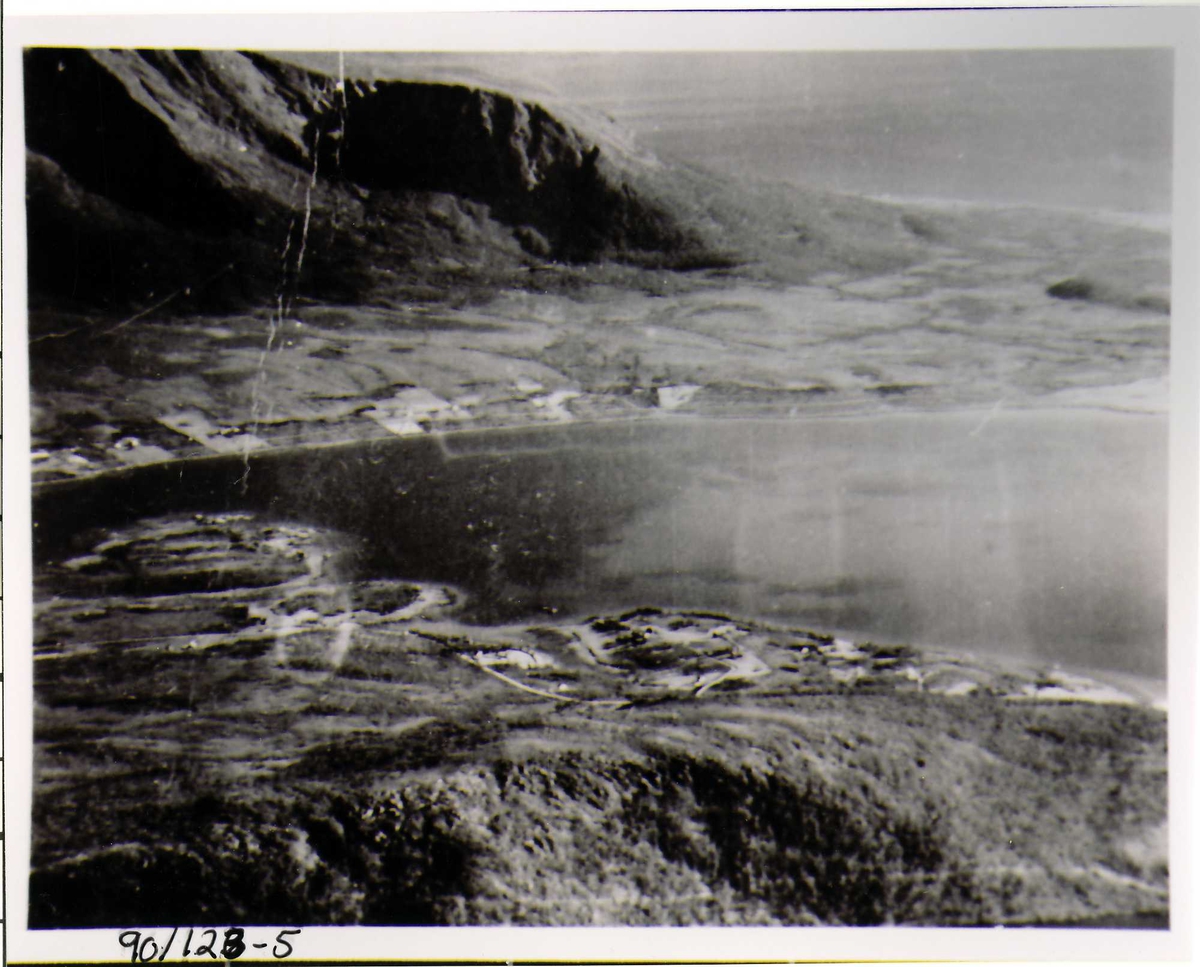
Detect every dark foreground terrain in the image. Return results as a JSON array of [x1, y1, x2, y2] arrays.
[[30, 513, 1167, 927]]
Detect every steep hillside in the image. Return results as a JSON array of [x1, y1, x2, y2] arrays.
[[22, 48, 725, 318]]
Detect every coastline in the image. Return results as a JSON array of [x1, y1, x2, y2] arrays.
[[27, 508, 1169, 927], [29, 404, 1169, 700]]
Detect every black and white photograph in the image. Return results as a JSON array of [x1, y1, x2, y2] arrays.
[[3, 5, 1197, 963]]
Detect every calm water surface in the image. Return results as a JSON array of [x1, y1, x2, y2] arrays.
[[429, 411, 1166, 679], [36, 410, 1168, 679]]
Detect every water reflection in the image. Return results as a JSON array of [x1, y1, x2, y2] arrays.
[[34, 410, 1167, 678], [574, 414, 1166, 678]]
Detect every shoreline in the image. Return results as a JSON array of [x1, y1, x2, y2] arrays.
[[29, 389, 1169, 495], [27, 405, 1169, 696], [30, 504, 1168, 712]]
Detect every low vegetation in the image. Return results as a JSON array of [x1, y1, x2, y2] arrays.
[[30, 514, 1168, 927]]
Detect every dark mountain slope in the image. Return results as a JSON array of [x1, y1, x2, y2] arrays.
[[316, 77, 692, 262], [24, 51, 253, 234], [22, 48, 722, 318]]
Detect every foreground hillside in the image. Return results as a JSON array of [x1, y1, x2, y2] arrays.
[[30, 513, 1167, 926]]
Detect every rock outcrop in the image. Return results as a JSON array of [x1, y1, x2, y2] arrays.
[[22, 48, 708, 315]]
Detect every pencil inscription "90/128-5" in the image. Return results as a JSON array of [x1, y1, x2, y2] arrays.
[[117, 927, 301, 962]]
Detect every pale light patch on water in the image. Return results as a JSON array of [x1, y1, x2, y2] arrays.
[[829, 666, 868, 686], [565, 627, 603, 666], [1118, 821, 1170, 877], [61, 553, 105, 571], [286, 828, 322, 886], [269, 609, 312, 667]]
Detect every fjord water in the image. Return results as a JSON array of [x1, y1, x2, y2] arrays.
[[39, 409, 1166, 681], [423, 410, 1167, 680]]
